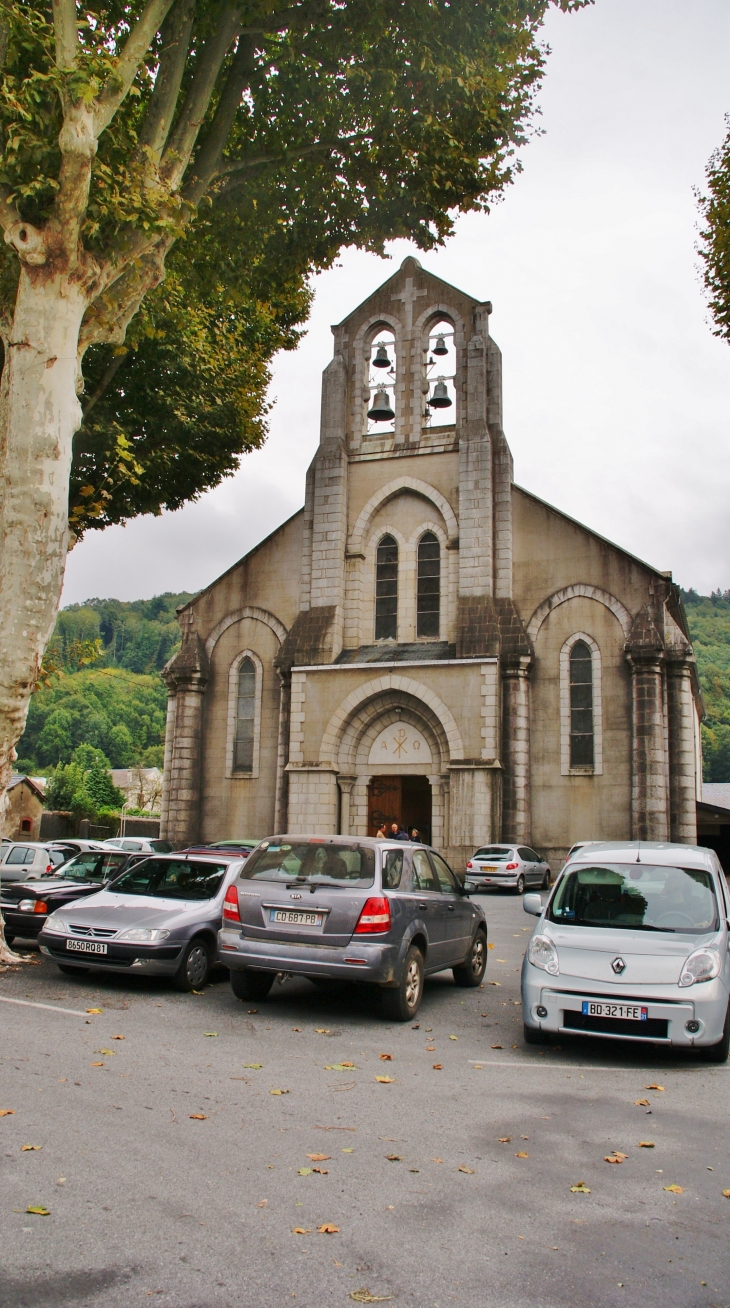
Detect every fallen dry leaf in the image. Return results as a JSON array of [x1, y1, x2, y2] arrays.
[[306, 1154, 331, 1162], [90, 1062, 105, 1068], [638, 1141, 655, 1148], [270, 1089, 290, 1095], [645, 1084, 665, 1092], [86, 1008, 102, 1014], [663, 1184, 683, 1194], [112, 1035, 125, 1040], [243, 1063, 263, 1069], [312, 1167, 329, 1174], [520, 1136, 529, 1141], [449, 1035, 458, 1041], [458, 1166, 475, 1174], [315, 1028, 330, 1034], [375, 1075, 395, 1083], [342, 1148, 354, 1153], [297, 1167, 314, 1176], [379, 1054, 393, 1061], [349, 1290, 393, 1303], [26, 1205, 50, 1215], [385, 1154, 401, 1162], [634, 1099, 651, 1107], [432, 1063, 443, 1070], [487, 942, 494, 949], [293, 1227, 312, 1234], [431, 1157, 443, 1163], [256, 1200, 268, 1208], [605, 1152, 628, 1164], [21, 1145, 41, 1152], [426, 1045, 436, 1051], [292, 1027, 301, 1032], [491, 1044, 503, 1050], [189, 1114, 208, 1120], [498, 1137, 512, 1143], [515, 1152, 529, 1159], [203, 1032, 218, 1038], [0, 1109, 15, 1116], [722, 1189, 730, 1199], [96, 1049, 115, 1056], [325, 1063, 356, 1072], [317, 1223, 339, 1233], [570, 1183, 591, 1194]]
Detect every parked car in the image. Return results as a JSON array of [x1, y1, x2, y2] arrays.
[[522, 841, 730, 1061], [218, 835, 488, 1021], [102, 837, 174, 853], [183, 839, 259, 858], [0, 849, 147, 945], [39, 852, 243, 991], [465, 844, 551, 894], [563, 841, 599, 864], [48, 839, 109, 861], [0, 842, 67, 882]]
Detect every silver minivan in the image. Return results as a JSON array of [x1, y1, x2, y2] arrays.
[[522, 842, 730, 1061]]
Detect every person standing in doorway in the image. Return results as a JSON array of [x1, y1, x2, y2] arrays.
[[390, 822, 409, 842], [410, 828, 420, 843], [376, 824, 387, 838]]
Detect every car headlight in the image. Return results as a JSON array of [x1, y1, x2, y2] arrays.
[[43, 912, 68, 933], [117, 928, 170, 942], [678, 947, 721, 987], [527, 934, 560, 975]]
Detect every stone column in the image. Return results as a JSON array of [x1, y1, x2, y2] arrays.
[[666, 656, 698, 843], [501, 657, 531, 844], [160, 633, 209, 847], [273, 672, 291, 835], [159, 691, 177, 838], [338, 776, 356, 835], [627, 649, 669, 842]]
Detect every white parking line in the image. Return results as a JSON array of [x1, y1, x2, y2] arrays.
[[468, 1059, 728, 1072], [0, 995, 92, 1017]]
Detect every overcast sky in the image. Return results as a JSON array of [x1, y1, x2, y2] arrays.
[[62, 0, 730, 608]]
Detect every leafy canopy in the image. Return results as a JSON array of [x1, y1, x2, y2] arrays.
[[681, 588, 730, 782], [698, 115, 730, 343]]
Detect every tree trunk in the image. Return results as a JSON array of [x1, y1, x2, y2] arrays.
[[0, 267, 86, 962]]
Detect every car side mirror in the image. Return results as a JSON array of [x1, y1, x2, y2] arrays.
[[523, 892, 542, 916], [461, 881, 476, 896]]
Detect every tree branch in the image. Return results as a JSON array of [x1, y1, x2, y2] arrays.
[[182, 34, 254, 206], [0, 187, 21, 234], [94, 0, 177, 135], [0, 14, 10, 75], [52, 0, 78, 71], [137, 0, 196, 162], [240, 0, 332, 36], [160, 4, 242, 190], [81, 349, 130, 420]]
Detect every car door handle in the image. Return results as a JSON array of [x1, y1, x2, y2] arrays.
[[417, 902, 429, 911], [447, 905, 455, 912]]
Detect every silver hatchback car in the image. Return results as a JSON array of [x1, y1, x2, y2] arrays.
[[465, 844, 551, 894], [522, 841, 730, 1061], [219, 835, 488, 1021]]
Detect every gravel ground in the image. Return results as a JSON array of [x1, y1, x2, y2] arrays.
[[1, 891, 728, 1308]]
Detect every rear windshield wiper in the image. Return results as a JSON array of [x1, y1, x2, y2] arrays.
[[286, 879, 348, 890]]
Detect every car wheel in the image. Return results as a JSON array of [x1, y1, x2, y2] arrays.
[[524, 1022, 549, 1045], [57, 963, 89, 977], [515, 874, 525, 895], [380, 945, 424, 1022], [703, 1002, 730, 1063], [541, 869, 551, 890], [453, 931, 487, 987], [173, 938, 211, 993], [230, 968, 275, 1001]]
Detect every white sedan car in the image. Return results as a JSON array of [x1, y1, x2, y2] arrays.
[[522, 841, 730, 1061], [465, 844, 551, 894]]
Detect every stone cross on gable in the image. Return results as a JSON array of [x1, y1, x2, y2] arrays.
[[392, 277, 427, 329]]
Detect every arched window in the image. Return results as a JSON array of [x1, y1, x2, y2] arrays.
[[375, 535, 398, 640], [233, 657, 256, 771], [569, 640, 594, 767], [417, 532, 440, 637]]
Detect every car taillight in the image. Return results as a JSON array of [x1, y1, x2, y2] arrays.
[[46, 864, 53, 874], [466, 861, 473, 869], [505, 862, 519, 870], [223, 885, 241, 922], [354, 896, 391, 934], [34, 901, 48, 914]]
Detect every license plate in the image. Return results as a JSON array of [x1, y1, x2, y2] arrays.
[[66, 938, 108, 955], [581, 1000, 647, 1020], [270, 909, 323, 927]]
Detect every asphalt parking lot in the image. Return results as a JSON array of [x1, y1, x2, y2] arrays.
[[1, 890, 729, 1308]]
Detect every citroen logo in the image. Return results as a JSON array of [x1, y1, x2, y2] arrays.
[[611, 956, 626, 975], [290, 893, 303, 900]]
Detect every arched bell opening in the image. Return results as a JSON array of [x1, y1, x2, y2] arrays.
[[365, 326, 396, 434], [422, 315, 456, 427]]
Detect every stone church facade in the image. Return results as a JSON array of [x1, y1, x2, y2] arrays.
[[160, 258, 702, 869]]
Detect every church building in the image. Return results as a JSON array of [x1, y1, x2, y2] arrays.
[[160, 258, 702, 869]]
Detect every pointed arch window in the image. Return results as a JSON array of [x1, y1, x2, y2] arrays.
[[569, 640, 594, 767], [234, 657, 256, 771], [375, 535, 398, 640], [417, 532, 440, 637]]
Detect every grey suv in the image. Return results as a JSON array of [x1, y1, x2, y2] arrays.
[[218, 835, 488, 1021]]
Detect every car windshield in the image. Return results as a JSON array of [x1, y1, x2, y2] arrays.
[[242, 841, 375, 887], [107, 858, 227, 900], [474, 848, 513, 861], [57, 852, 129, 882], [549, 864, 719, 933]]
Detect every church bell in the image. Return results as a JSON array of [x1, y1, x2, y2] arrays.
[[432, 335, 448, 356], [372, 343, 392, 368], [367, 388, 395, 421], [428, 380, 452, 409]]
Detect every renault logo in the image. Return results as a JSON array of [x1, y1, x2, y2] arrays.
[[611, 956, 626, 975]]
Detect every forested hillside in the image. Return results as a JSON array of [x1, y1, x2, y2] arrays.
[[682, 589, 730, 782], [16, 594, 192, 772]]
